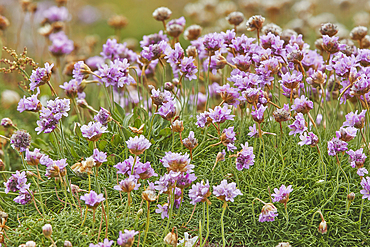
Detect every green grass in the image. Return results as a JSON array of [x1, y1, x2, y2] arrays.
[[1, 108, 369, 246]]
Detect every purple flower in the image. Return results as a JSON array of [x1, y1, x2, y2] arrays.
[[60, 79, 80, 98], [134, 161, 158, 179], [213, 179, 242, 202], [291, 95, 313, 114], [3, 170, 28, 194], [47, 97, 70, 116], [94, 107, 112, 126], [360, 177, 370, 200], [347, 148, 367, 168], [248, 124, 258, 138], [280, 71, 302, 90], [232, 54, 251, 72], [117, 230, 139, 247], [180, 57, 198, 80], [140, 40, 169, 61], [35, 107, 63, 134], [221, 127, 236, 152], [126, 135, 151, 155], [92, 148, 107, 165], [114, 156, 139, 176], [81, 122, 108, 142], [155, 204, 169, 219], [45, 159, 68, 178], [10, 130, 31, 152], [161, 152, 193, 173], [72, 61, 89, 82], [342, 110, 367, 129], [156, 100, 176, 121], [189, 180, 211, 205], [176, 173, 197, 189], [80, 190, 105, 208], [327, 137, 348, 156], [260, 33, 284, 55], [140, 30, 168, 48], [288, 113, 307, 136], [154, 171, 180, 194], [203, 32, 224, 52], [322, 35, 346, 54], [101, 39, 137, 63], [350, 75, 370, 96], [44, 6, 69, 22], [251, 105, 267, 123], [298, 132, 319, 146], [151, 88, 173, 106], [49, 31, 74, 56], [14, 190, 32, 205], [230, 34, 256, 55], [182, 131, 198, 150], [29, 63, 54, 91], [216, 84, 241, 107], [358, 168, 368, 177], [196, 112, 210, 128], [165, 42, 184, 73], [89, 239, 114, 247], [236, 142, 255, 171], [86, 56, 105, 71], [336, 127, 357, 142], [17, 95, 41, 113], [259, 203, 278, 222], [208, 105, 235, 124], [25, 148, 43, 166], [114, 176, 141, 193], [97, 59, 135, 88], [271, 185, 293, 203]]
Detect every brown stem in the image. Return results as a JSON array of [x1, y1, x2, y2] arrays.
[[47, 81, 58, 97], [307, 112, 317, 128], [182, 204, 197, 227], [97, 204, 104, 242]]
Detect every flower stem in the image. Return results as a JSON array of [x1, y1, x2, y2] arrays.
[[143, 201, 150, 245], [221, 201, 227, 247]]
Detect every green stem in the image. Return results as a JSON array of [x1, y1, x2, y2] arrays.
[[221, 201, 227, 247], [359, 199, 364, 228], [201, 202, 210, 247], [143, 201, 150, 245], [162, 183, 176, 239]]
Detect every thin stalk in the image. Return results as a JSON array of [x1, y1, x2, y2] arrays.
[[221, 201, 227, 247], [143, 201, 150, 245]]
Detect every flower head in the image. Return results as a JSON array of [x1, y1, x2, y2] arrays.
[[80, 190, 105, 209], [298, 132, 319, 147], [161, 152, 193, 173], [343, 110, 367, 129], [288, 113, 307, 136], [81, 122, 108, 142], [17, 95, 41, 113], [189, 180, 211, 205], [236, 142, 255, 171], [327, 137, 348, 156], [3, 170, 28, 194], [182, 131, 198, 151], [156, 101, 176, 121], [271, 185, 293, 204], [208, 105, 235, 124], [94, 108, 112, 126], [360, 176, 370, 200], [213, 179, 242, 202], [29, 63, 54, 91], [10, 130, 31, 152], [155, 203, 169, 219], [49, 31, 74, 56], [117, 230, 139, 247], [347, 148, 367, 168], [114, 176, 141, 193], [291, 95, 313, 114], [258, 203, 278, 222], [126, 135, 151, 155]]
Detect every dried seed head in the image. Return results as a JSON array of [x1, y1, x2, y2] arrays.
[[77, 98, 89, 108], [63, 61, 76, 77], [186, 45, 198, 58], [108, 15, 128, 29], [226, 11, 244, 26], [142, 187, 157, 202], [184, 25, 202, 41], [0, 15, 10, 30], [276, 243, 292, 247], [172, 120, 184, 133], [42, 224, 53, 238], [128, 124, 145, 135], [318, 220, 327, 234], [280, 29, 298, 46], [246, 15, 265, 31], [0, 159, 4, 171], [350, 26, 368, 41], [26, 241, 37, 247], [320, 23, 338, 37], [172, 78, 180, 86], [340, 39, 356, 56], [314, 38, 324, 52], [167, 24, 184, 38], [273, 108, 291, 123], [347, 192, 355, 202], [64, 240, 72, 247], [38, 24, 53, 37], [51, 21, 65, 32], [262, 23, 282, 36], [153, 7, 172, 22], [163, 229, 178, 247], [164, 82, 174, 91], [361, 35, 370, 49]]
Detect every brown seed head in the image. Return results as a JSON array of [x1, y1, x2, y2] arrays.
[[186, 45, 198, 58], [262, 23, 282, 36], [108, 15, 128, 29], [226, 11, 244, 26], [350, 26, 368, 41], [320, 23, 338, 37], [246, 15, 265, 31], [153, 7, 172, 22], [347, 192, 355, 201], [0, 15, 10, 30], [318, 220, 327, 234], [167, 23, 184, 38], [184, 25, 202, 41]]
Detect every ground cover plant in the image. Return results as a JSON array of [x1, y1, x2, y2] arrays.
[[1, 0, 370, 246]]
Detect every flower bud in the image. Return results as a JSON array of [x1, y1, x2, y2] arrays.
[[164, 82, 174, 91], [184, 25, 202, 41], [108, 15, 128, 29], [172, 120, 184, 133], [362, 35, 370, 49], [26, 241, 37, 247], [137, 208, 143, 217], [226, 11, 244, 26], [64, 240, 72, 247], [153, 7, 172, 22], [172, 78, 179, 86], [164, 229, 178, 247], [0, 15, 10, 31], [318, 220, 327, 234], [350, 26, 368, 41], [186, 45, 198, 58], [246, 15, 265, 31], [320, 23, 338, 37], [42, 224, 53, 238], [142, 188, 157, 202], [77, 98, 89, 108], [167, 24, 184, 38], [1, 118, 13, 128], [262, 23, 282, 36], [347, 192, 355, 202]]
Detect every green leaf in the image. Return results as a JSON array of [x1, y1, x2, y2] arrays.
[[159, 127, 171, 137], [98, 140, 108, 150], [112, 134, 121, 146], [70, 147, 79, 158]]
